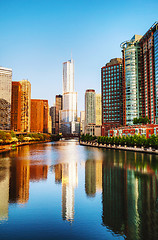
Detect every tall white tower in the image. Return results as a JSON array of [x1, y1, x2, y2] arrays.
[[60, 59, 78, 134]]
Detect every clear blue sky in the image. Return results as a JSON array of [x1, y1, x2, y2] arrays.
[[0, 0, 158, 113]]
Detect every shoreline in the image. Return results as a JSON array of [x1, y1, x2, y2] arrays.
[[0, 140, 51, 154], [80, 141, 158, 155]]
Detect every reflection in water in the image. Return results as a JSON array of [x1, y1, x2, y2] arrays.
[[0, 157, 10, 221], [102, 150, 158, 240], [85, 149, 103, 197], [54, 141, 78, 222], [0, 142, 158, 239]]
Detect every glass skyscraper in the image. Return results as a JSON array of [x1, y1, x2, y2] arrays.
[[121, 35, 142, 126], [60, 59, 78, 134]]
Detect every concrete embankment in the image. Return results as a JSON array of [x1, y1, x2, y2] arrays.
[[0, 140, 51, 154], [80, 141, 158, 155]]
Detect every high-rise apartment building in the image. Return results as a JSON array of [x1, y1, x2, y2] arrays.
[[20, 80, 31, 132], [50, 106, 56, 134], [121, 22, 158, 125], [96, 93, 102, 125], [121, 35, 142, 125], [30, 100, 44, 133], [55, 95, 62, 134], [139, 22, 158, 124], [43, 100, 48, 133], [0, 67, 12, 130], [11, 81, 22, 131], [80, 111, 85, 134], [60, 59, 78, 134], [85, 89, 96, 126], [101, 58, 123, 134]]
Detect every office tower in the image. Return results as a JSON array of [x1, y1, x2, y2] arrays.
[[121, 36, 142, 126], [11, 81, 22, 131], [101, 58, 123, 134], [43, 100, 48, 133], [55, 95, 62, 134], [60, 59, 78, 134], [85, 89, 96, 126], [48, 107, 52, 134], [0, 67, 12, 130], [96, 93, 102, 125], [20, 79, 31, 132], [50, 106, 56, 134], [139, 22, 158, 124], [80, 111, 85, 134], [30, 100, 44, 132]]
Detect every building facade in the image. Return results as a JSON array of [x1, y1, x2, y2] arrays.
[[121, 22, 158, 126], [20, 80, 31, 132], [96, 93, 102, 125], [50, 106, 56, 134], [0, 67, 12, 130], [30, 100, 44, 133], [80, 111, 85, 134], [101, 58, 123, 135], [55, 95, 62, 134], [11, 81, 22, 131], [43, 100, 49, 133], [60, 59, 78, 135], [85, 89, 96, 126], [121, 35, 142, 126]]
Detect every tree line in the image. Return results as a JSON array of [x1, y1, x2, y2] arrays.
[[80, 134, 158, 149], [0, 131, 61, 145]]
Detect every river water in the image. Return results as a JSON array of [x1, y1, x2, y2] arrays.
[[0, 140, 158, 240]]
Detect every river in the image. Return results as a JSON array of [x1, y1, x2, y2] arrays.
[[0, 140, 158, 240]]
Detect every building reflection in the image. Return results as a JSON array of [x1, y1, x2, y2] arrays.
[[9, 146, 30, 204], [30, 165, 48, 182], [85, 149, 103, 197], [102, 150, 158, 239], [0, 157, 10, 221], [54, 141, 78, 222], [8, 145, 49, 205]]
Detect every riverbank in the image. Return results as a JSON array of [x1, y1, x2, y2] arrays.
[[0, 140, 51, 154], [80, 141, 158, 155]]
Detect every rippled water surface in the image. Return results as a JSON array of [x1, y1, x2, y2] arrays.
[[0, 140, 158, 240]]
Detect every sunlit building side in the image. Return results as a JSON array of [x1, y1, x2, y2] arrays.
[[20, 79, 31, 132], [0, 67, 12, 130], [60, 59, 78, 134], [30, 99, 44, 133]]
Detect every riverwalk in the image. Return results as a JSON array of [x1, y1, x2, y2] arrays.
[[0, 140, 51, 154], [80, 141, 158, 155]]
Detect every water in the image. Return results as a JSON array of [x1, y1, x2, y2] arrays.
[[0, 141, 158, 240]]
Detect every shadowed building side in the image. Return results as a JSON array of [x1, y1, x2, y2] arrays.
[[11, 81, 22, 131]]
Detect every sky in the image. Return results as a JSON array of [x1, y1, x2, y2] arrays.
[[0, 0, 158, 114]]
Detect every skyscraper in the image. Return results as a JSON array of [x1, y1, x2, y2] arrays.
[[11, 81, 22, 131], [121, 36, 142, 125], [50, 105, 56, 134], [60, 59, 77, 134], [0, 67, 12, 130], [96, 93, 102, 125], [121, 22, 158, 125], [20, 80, 31, 132], [85, 89, 96, 126], [30, 100, 44, 133], [101, 58, 123, 134], [55, 95, 62, 134]]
